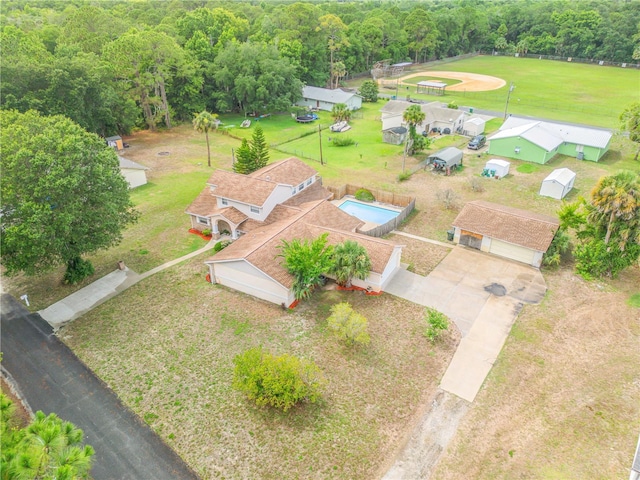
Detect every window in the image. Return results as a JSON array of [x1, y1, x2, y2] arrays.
[[221, 198, 228, 206], [250, 206, 259, 214], [197, 216, 209, 225], [298, 183, 305, 192], [306, 178, 312, 186]]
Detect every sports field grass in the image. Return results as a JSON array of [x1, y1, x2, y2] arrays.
[[349, 55, 639, 128]]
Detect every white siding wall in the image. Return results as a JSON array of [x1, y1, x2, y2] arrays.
[[121, 169, 147, 189], [210, 260, 292, 305], [216, 183, 301, 221], [539, 180, 565, 200]]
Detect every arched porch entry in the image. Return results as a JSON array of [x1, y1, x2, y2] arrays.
[[211, 217, 239, 239]]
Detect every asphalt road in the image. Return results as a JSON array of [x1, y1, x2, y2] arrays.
[[0, 294, 200, 480]]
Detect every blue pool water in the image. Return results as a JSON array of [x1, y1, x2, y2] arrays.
[[339, 200, 400, 224]]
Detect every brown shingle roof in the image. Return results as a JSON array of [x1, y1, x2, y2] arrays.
[[206, 170, 277, 207], [452, 200, 559, 251], [185, 188, 217, 216], [207, 199, 395, 288], [251, 157, 318, 186]]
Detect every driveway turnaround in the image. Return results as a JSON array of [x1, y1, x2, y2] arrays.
[[1, 294, 200, 480], [386, 246, 546, 402]]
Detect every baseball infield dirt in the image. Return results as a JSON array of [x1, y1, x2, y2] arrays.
[[399, 71, 506, 92]]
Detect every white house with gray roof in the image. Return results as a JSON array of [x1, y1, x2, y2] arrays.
[[380, 99, 466, 134], [488, 116, 612, 163], [296, 86, 362, 111]]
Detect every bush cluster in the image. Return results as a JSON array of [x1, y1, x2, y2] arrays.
[[354, 188, 375, 202], [232, 347, 325, 411]]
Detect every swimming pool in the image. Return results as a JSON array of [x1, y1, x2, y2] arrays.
[[338, 200, 400, 224]]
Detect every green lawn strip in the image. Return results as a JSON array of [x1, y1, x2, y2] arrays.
[[61, 257, 457, 479], [628, 293, 640, 308]]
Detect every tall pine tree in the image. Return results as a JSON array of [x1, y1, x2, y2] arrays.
[[233, 138, 254, 174], [251, 125, 270, 170], [233, 125, 270, 174]]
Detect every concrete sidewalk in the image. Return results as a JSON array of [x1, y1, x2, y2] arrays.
[[39, 239, 216, 328]]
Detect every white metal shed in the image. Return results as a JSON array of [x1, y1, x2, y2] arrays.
[[463, 117, 485, 136], [539, 168, 576, 200], [485, 159, 510, 178]]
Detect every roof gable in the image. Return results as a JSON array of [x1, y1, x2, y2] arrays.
[[301, 86, 361, 104], [251, 157, 317, 186], [453, 200, 559, 251], [543, 168, 576, 185], [118, 156, 148, 170], [496, 116, 612, 149]]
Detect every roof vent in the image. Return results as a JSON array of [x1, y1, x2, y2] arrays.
[[266, 175, 271, 181]]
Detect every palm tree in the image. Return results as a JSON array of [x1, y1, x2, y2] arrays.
[[193, 110, 219, 167], [588, 171, 640, 248], [331, 103, 351, 123], [330, 240, 371, 287], [402, 105, 426, 170]]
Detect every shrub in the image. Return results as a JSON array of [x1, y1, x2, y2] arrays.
[[214, 240, 231, 252], [232, 347, 325, 411], [63, 257, 95, 285], [468, 176, 485, 192], [447, 101, 458, 109], [574, 238, 640, 279], [359, 80, 379, 102], [354, 188, 375, 202], [542, 228, 570, 267], [436, 188, 460, 210], [202, 228, 212, 237], [332, 136, 355, 147], [327, 302, 370, 347], [398, 171, 412, 182], [424, 307, 449, 342]]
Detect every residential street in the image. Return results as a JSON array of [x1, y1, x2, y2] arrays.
[[0, 294, 200, 480]]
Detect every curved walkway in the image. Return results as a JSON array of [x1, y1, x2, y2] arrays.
[[40, 239, 217, 328]]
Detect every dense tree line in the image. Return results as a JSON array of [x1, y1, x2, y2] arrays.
[[2, 0, 638, 136]]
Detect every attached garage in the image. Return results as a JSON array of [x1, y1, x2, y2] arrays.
[[451, 200, 559, 268]]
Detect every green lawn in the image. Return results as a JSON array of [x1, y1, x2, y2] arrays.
[[347, 56, 639, 128], [62, 263, 459, 479]]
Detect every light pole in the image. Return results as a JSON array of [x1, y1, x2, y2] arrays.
[[503, 82, 515, 119]]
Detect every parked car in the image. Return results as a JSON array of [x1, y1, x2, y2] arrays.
[[468, 134, 486, 150]]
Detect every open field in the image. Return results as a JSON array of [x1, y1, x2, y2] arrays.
[[3, 53, 640, 478], [433, 265, 640, 479], [347, 55, 639, 128], [60, 258, 459, 479]]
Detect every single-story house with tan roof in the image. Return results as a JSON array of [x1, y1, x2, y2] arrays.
[[452, 200, 559, 268], [186, 157, 403, 307]]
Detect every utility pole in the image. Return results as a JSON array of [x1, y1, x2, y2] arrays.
[[504, 82, 515, 119], [318, 124, 324, 165]]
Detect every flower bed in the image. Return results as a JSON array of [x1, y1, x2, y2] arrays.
[[336, 285, 383, 296], [189, 228, 212, 241]]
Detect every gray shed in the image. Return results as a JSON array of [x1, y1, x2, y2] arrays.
[[427, 147, 463, 168], [382, 126, 407, 145]]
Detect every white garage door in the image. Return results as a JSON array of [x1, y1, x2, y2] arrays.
[[489, 239, 535, 265]]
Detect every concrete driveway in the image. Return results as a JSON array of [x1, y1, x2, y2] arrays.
[[386, 246, 546, 402]]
